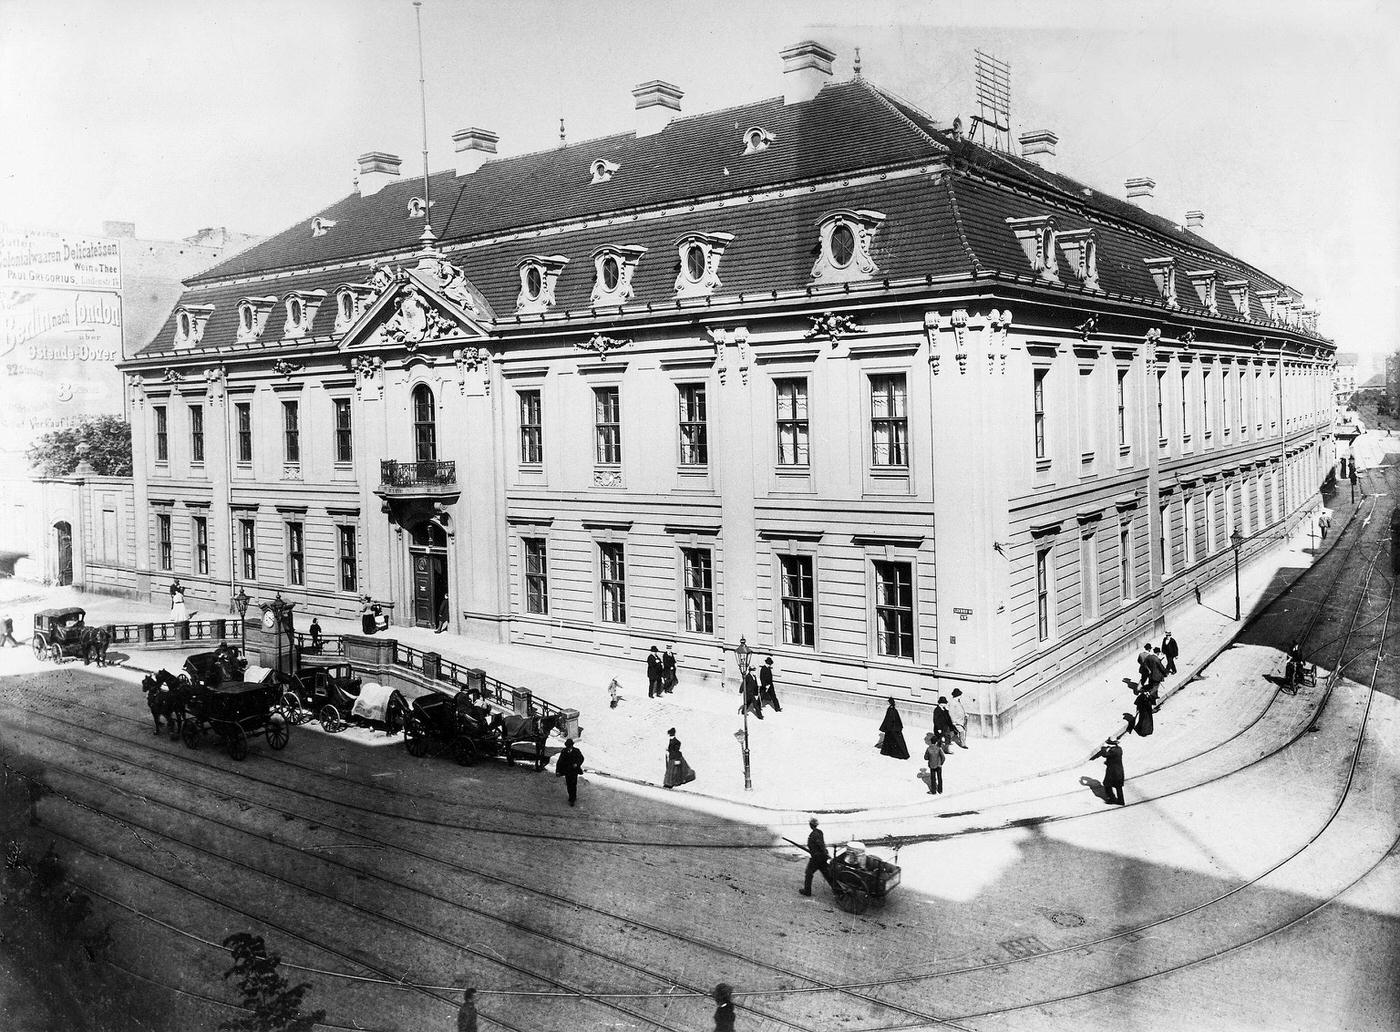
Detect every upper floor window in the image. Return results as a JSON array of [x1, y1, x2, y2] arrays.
[[742, 126, 774, 154], [413, 384, 436, 463], [870, 374, 907, 467], [154, 406, 168, 462], [193, 515, 209, 575], [1033, 370, 1047, 460], [173, 304, 213, 348], [1155, 371, 1165, 440], [338, 526, 358, 593], [811, 209, 884, 284], [1144, 257, 1179, 309], [524, 538, 548, 615], [1058, 229, 1099, 290], [1116, 369, 1128, 448], [333, 398, 353, 464], [589, 158, 620, 184], [678, 384, 708, 466], [1006, 215, 1060, 283], [589, 246, 646, 307], [1036, 547, 1052, 641], [594, 387, 621, 465], [1119, 523, 1134, 602], [514, 255, 568, 314], [240, 518, 257, 580], [519, 390, 543, 465], [157, 514, 172, 571], [236, 297, 275, 342], [282, 290, 324, 339], [776, 378, 809, 466], [286, 522, 304, 586], [673, 233, 734, 298], [236, 402, 252, 463], [190, 404, 205, 464], [282, 400, 300, 464]]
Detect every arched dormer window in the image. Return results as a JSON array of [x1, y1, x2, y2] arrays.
[[810, 209, 885, 284], [236, 296, 277, 342], [515, 254, 569, 314], [590, 158, 620, 185], [412, 383, 436, 463], [1143, 257, 1180, 310], [172, 304, 215, 349], [310, 216, 337, 237], [1188, 269, 1220, 316], [179, 312, 191, 338], [333, 284, 375, 334], [673, 232, 735, 298], [743, 126, 774, 155], [282, 289, 326, 339], [1005, 215, 1061, 284], [589, 245, 647, 307], [1057, 229, 1100, 291]]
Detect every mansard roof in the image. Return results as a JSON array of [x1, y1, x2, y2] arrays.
[[138, 77, 1321, 358]]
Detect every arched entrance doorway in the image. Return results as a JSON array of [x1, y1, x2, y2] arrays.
[[408, 520, 448, 629], [53, 521, 73, 586]]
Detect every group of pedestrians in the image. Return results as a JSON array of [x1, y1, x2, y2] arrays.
[[876, 691, 970, 795], [646, 644, 679, 698], [739, 656, 782, 718], [1093, 629, 1183, 805]]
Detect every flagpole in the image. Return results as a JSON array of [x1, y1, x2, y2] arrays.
[[413, 1, 433, 241]]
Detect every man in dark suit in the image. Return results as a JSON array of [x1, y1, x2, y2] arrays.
[[1091, 738, 1125, 805], [646, 645, 662, 698], [556, 738, 584, 805], [799, 817, 835, 896], [932, 696, 956, 744], [1162, 631, 1179, 676], [1136, 642, 1154, 689], [661, 643, 677, 694], [758, 656, 781, 712]]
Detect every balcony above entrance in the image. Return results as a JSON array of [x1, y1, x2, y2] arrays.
[[378, 459, 458, 499]]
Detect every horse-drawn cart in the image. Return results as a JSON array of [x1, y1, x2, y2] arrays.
[[828, 842, 901, 915], [277, 661, 407, 734], [180, 665, 291, 760], [32, 607, 109, 665], [404, 690, 489, 765]]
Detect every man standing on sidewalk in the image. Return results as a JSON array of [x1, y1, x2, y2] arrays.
[[948, 688, 970, 748], [662, 643, 677, 694], [799, 818, 834, 896], [1136, 642, 1154, 689], [646, 646, 663, 698], [1091, 738, 1126, 805], [758, 656, 782, 712], [1162, 631, 1179, 676], [555, 738, 584, 805]]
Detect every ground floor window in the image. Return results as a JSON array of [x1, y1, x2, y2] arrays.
[[873, 559, 914, 658], [157, 514, 171, 571], [240, 519, 256, 581], [599, 542, 626, 623], [779, 554, 815, 647], [682, 547, 713, 633], [338, 526, 357, 592], [524, 538, 548, 615]]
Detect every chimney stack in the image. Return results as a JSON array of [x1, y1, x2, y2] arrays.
[[1018, 130, 1059, 172], [780, 40, 836, 105], [1185, 209, 1205, 232], [453, 128, 499, 176], [632, 81, 684, 137], [1125, 176, 1156, 209], [356, 152, 402, 197]]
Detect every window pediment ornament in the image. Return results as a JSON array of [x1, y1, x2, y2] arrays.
[[515, 254, 569, 314], [1187, 269, 1220, 316], [673, 232, 734, 298], [173, 304, 215, 349], [810, 209, 884, 284], [589, 245, 647, 307], [236, 296, 278, 343], [1143, 257, 1179, 309], [1057, 229, 1099, 291], [334, 284, 377, 334], [282, 289, 326, 339], [382, 285, 458, 351], [1224, 279, 1251, 321], [1005, 215, 1061, 283]]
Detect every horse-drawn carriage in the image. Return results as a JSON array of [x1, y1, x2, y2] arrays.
[[402, 688, 564, 769], [180, 664, 291, 761], [276, 661, 407, 734], [32, 607, 110, 666]]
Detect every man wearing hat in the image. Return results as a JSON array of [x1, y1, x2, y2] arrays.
[[1091, 737, 1126, 805], [758, 656, 782, 712], [646, 645, 663, 698], [799, 817, 835, 896], [457, 986, 478, 1032], [1162, 630, 1179, 676], [556, 738, 585, 806]]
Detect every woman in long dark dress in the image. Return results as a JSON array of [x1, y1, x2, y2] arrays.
[[1133, 685, 1156, 737], [663, 728, 696, 788], [878, 698, 910, 759]]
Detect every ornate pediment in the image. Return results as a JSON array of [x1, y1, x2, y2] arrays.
[[339, 248, 494, 355]]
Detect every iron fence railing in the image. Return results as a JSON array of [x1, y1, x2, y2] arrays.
[[379, 459, 456, 487]]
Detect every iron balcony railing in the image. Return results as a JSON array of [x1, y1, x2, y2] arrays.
[[379, 459, 457, 488]]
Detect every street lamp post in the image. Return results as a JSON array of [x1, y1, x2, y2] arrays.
[[735, 636, 753, 792], [233, 588, 249, 656], [1230, 527, 1244, 621]]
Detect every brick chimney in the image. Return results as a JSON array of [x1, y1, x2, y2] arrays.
[[780, 40, 836, 105], [1019, 130, 1059, 172], [632, 81, 684, 137], [356, 152, 402, 197], [1185, 209, 1205, 232], [1125, 176, 1156, 209], [453, 128, 498, 176]]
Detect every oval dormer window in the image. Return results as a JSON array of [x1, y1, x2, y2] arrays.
[[179, 312, 191, 338], [290, 298, 303, 325], [240, 305, 252, 333], [747, 129, 764, 150], [684, 243, 706, 283], [338, 292, 353, 325], [830, 224, 856, 267], [602, 256, 620, 291], [526, 265, 543, 300]]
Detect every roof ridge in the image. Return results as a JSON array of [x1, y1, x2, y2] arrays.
[[942, 176, 984, 277], [858, 80, 949, 155]]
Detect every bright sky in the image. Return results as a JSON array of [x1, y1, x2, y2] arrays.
[[2, 0, 1395, 364]]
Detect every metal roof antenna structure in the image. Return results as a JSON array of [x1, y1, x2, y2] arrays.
[[969, 49, 1011, 152], [413, 1, 436, 245]]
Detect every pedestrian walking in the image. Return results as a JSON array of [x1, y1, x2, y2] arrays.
[[923, 733, 946, 794], [1145, 647, 1167, 692], [1161, 630, 1179, 676], [877, 698, 909, 759], [0, 615, 18, 647], [799, 817, 835, 896], [608, 677, 623, 709], [170, 578, 189, 623], [456, 987, 478, 1032], [948, 687, 969, 748], [1091, 737, 1126, 805], [712, 983, 736, 1032], [1133, 685, 1156, 737], [646, 645, 663, 698], [663, 728, 696, 788], [739, 670, 764, 720], [662, 643, 677, 693], [758, 657, 782, 712], [1136, 641, 1153, 689], [932, 697, 955, 745], [555, 738, 584, 805]]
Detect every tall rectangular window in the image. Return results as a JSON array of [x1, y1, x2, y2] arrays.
[[286, 522, 304, 586], [282, 400, 300, 463], [1180, 369, 1190, 440], [189, 405, 204, 464], [775, 378, 809, 466], [157, 514, 172, 570], [524, 538, 548, 615], [1156, 371, 1165, 441], [1079, 532, 1098, 622], [682, 547, 714, 634], [1078, 368, 1095, 455], [1183, 496, 1196, 566], [779, 554, 815, 647], [870, 374, 908, 466], [1159, 505, 1171, 578], [154, 406, 168, 462], [236, 402, 252, 463], [1036, 547, 1052, 641], [1206, 490, 1218, 554], [677, 384, 708, 466], [1117, 369, 1129, 448], [594, 387, 621, 465], [193, 515, 208, 575], [1203, 368, 1212, 436], [518, 390, 542, 465], [1033, 370, 1047, 459], [598, 542, 626, 623], [1119, 523, 1133, 603], [338, 526, 357, 592], [240, 518, 257, 580], [874, 560, 915, 658], [333, 398, 353, 463]]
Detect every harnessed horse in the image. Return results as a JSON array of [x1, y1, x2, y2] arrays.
[[140, 669, 190, 737], [79, 626, 112, 667], [493, 711, 564, 770]]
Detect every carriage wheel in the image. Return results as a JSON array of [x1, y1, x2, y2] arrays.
[[405, 719, 428, 757], [319, 704, 342, 733], [266, 713, 290, 751], [48, 644, 63, 663], [181, 721, 199, 749], [832, 869, 871, 915], [228, 730, 249, 761], [281, 691, 308, 724], [31, 634, 47, 660], [452, 737, 478, 767]]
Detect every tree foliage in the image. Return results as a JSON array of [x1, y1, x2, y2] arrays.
[[25, 414, 132, 477], [220, 933, 325, 1032]]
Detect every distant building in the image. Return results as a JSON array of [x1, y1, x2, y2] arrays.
[[1333, 351, 1358, 403], [119, 43, 1334, 732]]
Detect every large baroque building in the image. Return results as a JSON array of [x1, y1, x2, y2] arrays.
[[119, 43, 1335, 732]]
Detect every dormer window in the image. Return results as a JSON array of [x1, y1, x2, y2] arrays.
[[743, 127, 774, 154], [1257, 289, 1279, 322], [333, 284, 375, 334], [236, 297, 277, 342], [1188, 270, 1219, 316], [590, 158, 619, 184], [1143, 257, 1179, 309], [1224, 280, 1251, 321], [282, 289, 326, 339], [1057, 229, 1100, 291], [674, 232, 735, 298], [515, 254, 569, 314], [290, 298, 303, 324], [1005, 215, 1061, 284], [407, 197, 432, 218], [590, 246, 646, 306], [310, 216, 337, 237], [172, 304, 215, 349], [811, 209, 885, 284]]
